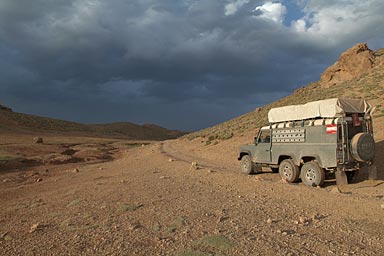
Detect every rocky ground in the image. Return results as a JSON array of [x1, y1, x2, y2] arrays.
[[1, 133, 384, 255]]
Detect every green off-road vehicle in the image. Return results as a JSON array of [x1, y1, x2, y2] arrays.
[[238, 98, 376, 186]]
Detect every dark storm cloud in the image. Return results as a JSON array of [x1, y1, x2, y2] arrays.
[[1, 0, 383, 130]]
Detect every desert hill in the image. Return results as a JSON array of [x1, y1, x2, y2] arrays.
[[0, 106, 186, 140], [187, 43, 384, 141]]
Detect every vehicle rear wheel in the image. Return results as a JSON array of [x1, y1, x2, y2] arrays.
[[301, 161, 325, 187], [279, 159, 299, 183], [240, 155, 254, 174]]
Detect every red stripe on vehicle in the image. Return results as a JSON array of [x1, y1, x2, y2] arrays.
[[326, 124, 337, 134]]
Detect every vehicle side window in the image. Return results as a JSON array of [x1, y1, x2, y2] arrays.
[[258, 130, 271, 143]]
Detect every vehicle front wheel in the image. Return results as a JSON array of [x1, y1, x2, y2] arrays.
[[240, 155, 254, 174], [279, 159, 299, 183], [301, 161, 325, 187]]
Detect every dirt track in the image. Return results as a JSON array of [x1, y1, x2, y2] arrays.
[[1, 138, 384, 255]]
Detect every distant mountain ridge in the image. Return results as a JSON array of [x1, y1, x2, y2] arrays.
[[2, 43, 383, 141], [0, 106, 186, 140], [187, 43, 384, 140]]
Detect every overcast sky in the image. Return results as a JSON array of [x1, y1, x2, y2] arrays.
[[1, 0, 383, 131]]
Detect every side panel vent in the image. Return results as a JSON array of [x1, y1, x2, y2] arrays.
[[272, 128, 306, 143]]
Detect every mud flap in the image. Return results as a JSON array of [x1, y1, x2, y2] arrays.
[[335, 169, 348, 186], [368, 165, 377, 180]]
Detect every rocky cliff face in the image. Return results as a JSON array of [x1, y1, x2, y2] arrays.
[[320, 43, 375, 87]]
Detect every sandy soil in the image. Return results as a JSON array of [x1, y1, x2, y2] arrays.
[[1, 133, 383, 255]]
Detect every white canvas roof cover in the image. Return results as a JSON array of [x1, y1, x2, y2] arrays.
[[268, 98, 371, 123]]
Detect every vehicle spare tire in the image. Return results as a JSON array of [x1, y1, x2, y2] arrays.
[[350, 133, 375, 162]]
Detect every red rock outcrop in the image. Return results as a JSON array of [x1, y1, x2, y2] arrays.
[[320, 43, 375, 87]]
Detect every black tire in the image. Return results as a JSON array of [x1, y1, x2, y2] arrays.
[[301, 161, 325, 187], [279, 159, 299, 183], [240, 155, 254, 174]]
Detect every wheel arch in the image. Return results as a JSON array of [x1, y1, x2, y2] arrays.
[[278, 155, 298, 166], [238, 151, 251, 161], [300, 155, 323, 167]]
